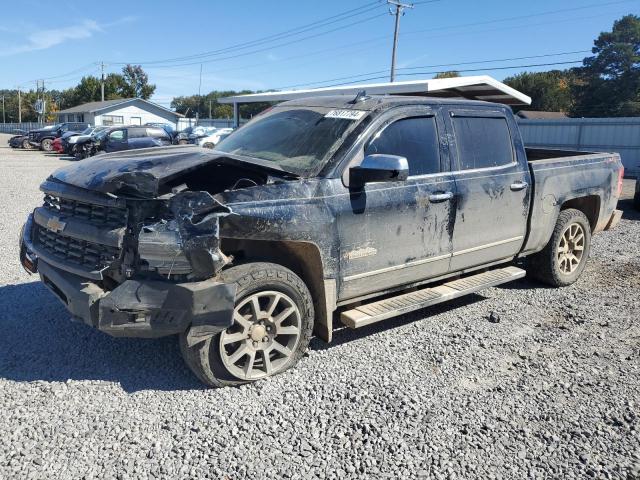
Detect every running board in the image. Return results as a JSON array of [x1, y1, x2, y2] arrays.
[[340, 266, 525, 329]]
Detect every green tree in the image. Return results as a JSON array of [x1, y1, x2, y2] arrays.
[[572, 14, 640, 116], [504, 70, 577, 113], [120, 64, 156, 99], [171, 90, 271, 119], [433, 71, 460, 79]]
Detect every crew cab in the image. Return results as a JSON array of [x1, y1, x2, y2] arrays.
[[19, 95, 623, 387], [28, 122, 91, 151]]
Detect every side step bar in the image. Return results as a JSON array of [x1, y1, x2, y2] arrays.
[[340, 266, 525, 329]]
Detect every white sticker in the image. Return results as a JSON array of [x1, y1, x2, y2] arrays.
[[325, 109, 366, 120]]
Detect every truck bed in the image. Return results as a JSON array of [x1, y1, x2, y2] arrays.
[[521, 147, 623, 256]]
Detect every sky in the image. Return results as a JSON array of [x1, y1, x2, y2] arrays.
[[0, 0, 638, 108]]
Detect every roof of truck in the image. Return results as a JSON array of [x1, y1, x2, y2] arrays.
[[277, 94, 510, 111]]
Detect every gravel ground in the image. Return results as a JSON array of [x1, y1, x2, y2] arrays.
[[0, 134, 638, 479]]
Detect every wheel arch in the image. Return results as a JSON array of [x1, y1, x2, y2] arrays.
[[220, 238, 336, 342], [560, 195, 601, 232]]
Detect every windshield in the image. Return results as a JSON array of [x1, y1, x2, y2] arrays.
[[216, 106, 365, 176], [81, 127, 93, 135]]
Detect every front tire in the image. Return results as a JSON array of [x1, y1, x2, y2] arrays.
[[21, 139, 31, 149], [40, 138, 53, 152], [528, 208, 591, 287], [180, 262, 314, 387]]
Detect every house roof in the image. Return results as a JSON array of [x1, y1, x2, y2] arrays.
[[219, 75, 532, 106], [516, 110, 569, 119], [58, 98, 183, 117]]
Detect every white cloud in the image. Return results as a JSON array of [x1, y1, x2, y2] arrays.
[[0, 18, 129, 56]]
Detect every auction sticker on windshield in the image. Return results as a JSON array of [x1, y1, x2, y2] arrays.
[[325, 110, 366, 120]]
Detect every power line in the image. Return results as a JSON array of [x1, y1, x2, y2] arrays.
[[108, 1, 385, 66], [277, 50, 590, 90], [310, 60, 585, 90]]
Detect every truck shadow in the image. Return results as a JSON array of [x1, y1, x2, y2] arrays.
[[618, 198, 640, 220], [313, 293, 487, 351], [0, 281, 204, 393]]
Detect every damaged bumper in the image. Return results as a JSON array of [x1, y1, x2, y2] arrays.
[[20, 218, 236, 339]]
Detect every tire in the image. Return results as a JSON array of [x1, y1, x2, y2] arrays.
[[40, 138, 53, 152], [528, 208, 591, 287], [180, 262, 314, 387], [634, 188, 640, 211], [202, 142, 214, 149], [21, 139, 31, 150]]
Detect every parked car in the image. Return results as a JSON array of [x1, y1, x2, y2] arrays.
[[72, 125, 173, 159], [51, 137, 65, 154], [19, 95, 623, 387], [28, 122, 91, 151], [199, 128, 234, 149], [173, 126, 195, 145], [59, 126, 109, 155], [7, 129, 31, 149]]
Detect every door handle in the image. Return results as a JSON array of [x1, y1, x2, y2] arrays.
[[510, 181, 528, 191], [428, 191, 454, 202]]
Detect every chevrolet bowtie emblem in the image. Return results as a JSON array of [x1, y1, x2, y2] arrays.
[[46, 216, 66, 233]]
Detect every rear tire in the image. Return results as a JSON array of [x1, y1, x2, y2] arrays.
[[528, 208, 591, 287], [40, 138, 53, 152], [180, 262, 314, 387]]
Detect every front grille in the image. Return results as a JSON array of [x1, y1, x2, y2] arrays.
[[34, 225, 120, 272], [43, 194, 128, 230]]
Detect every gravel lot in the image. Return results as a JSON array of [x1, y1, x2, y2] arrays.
[[0, 133, 638, 479]]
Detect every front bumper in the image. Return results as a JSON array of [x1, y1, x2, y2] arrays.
[[20, 216, 236, 339]]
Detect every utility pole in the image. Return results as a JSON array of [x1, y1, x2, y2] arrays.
[[209, 99, 212, 119], [2, 95, 5, 124], [100, 61, 105, 101], [388, 0, 414, 82], [196, 64, 203, 123], [17, 87, 21, 123]]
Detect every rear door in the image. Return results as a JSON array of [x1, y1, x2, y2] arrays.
[[335, 106, 457, 300], [444, 107, 531, 271]]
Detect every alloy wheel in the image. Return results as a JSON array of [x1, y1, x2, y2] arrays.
[[557, 223, 585, 274], [219, 290, 302, 380]]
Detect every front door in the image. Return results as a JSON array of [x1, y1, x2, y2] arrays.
[[334, 106, 457, 301], [104, 129, 128, 153], [445, 107, 531, 271]]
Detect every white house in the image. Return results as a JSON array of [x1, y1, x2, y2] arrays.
[[56, 98, 183, 128]]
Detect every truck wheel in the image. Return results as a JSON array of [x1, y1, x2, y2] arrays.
[[528, 208, 591, 287], [179, 262, 314, 387], [40, 138, 53, 152]]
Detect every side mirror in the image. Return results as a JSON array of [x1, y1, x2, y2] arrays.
[[349, 154, 409, 188]]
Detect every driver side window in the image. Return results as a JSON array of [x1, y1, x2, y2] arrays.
[[109, 130, 125, 141], [365, 116, 440, 176]]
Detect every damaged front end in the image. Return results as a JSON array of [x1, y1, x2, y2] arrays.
[[19, 181, 239, 340], [19, 147, 298, 340]]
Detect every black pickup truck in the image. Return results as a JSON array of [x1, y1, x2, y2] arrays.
[[19, 95, 623, 387], [28, 122, 90, 151]]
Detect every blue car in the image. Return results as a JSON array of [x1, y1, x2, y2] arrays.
[[73, 125, 174, 159]]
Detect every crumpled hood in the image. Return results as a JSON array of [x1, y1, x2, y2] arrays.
[[49, 145, 294, 198]]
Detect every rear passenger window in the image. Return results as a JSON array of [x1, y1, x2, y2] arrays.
[[129, 128, 147, 138], [365, 117, 440, 176], [452, 116, 513, 170]]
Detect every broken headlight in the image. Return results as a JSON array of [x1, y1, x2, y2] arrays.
[[138, 219, 192, 276]]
